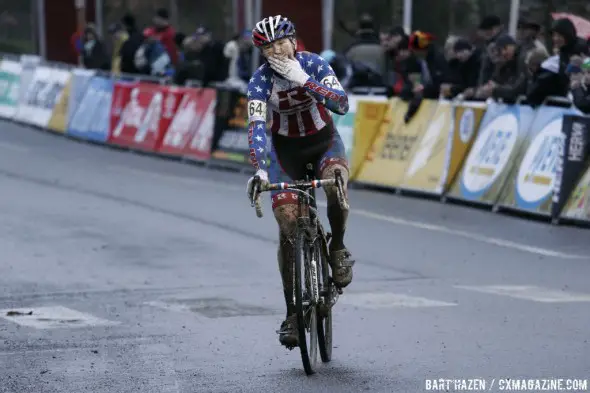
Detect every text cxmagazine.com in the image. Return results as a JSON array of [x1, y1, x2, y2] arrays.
[[425, 378, 589, 391]]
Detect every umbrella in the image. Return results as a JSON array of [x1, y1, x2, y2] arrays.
[[551, 12, 590, 38]]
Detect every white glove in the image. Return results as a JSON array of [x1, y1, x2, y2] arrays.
[[247, 169, 269, 201], [268, 56, 310, 86]]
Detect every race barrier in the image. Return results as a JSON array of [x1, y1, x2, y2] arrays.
[[1, 53, 589, 226]]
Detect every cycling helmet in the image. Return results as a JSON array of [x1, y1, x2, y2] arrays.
[[252, 15, 296, 47]]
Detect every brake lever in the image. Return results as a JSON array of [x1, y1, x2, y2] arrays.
[[250, 175, 261, 207]]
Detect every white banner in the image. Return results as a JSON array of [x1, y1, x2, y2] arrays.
[[16, 66, 71, 127]]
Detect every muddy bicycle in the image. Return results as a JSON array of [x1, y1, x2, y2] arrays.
[[249, 163, 349, 375]]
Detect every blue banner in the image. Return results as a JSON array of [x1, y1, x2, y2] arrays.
[[67, 76, 113, 142], [66, 69, 96, 128]]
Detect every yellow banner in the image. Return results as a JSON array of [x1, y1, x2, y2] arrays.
[[561, 165, 590, 221], [444, 102, 487, 191], [47, 75, 73, 133], [350, 99, 391, 180], [400, 100, 453, 194], [356, 99, 438, 188]]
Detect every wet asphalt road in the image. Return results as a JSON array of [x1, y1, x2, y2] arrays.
[[0, 120, 589, 393]]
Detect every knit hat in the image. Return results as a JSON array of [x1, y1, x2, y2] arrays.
[[409, 31, 435, 50]]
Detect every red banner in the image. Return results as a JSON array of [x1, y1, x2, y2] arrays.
[[109, 81, 138, 140], [159, 87, 216, 158], [108, 83, 183, 152], [183, 89, 217, 162]]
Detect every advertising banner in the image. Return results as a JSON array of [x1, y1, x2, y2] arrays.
[[349, 99, 391, 180], [67, 76, 114, 142], [17, 67, 70, 128], [498, 105, 579, 215], [400, 100, 454, 194], [443, 101, 487, 192], [0, 60, 22, 119], [66, 68, 96, 128], [178, 89, 218, 161], [47, 71, 74, 133], [448, 103, 535, 205], [560, 164, 590, 222], [332, 94, 389, 162], [109, 82, 175, 151], [552, 115, 590, 220], [355, 100, 437, 188], [210, 88, 250, 165], [16, 54, 41, 111]]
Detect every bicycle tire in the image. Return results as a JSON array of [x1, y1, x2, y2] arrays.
[[316, 231, 333, 363], [294, 226, 318, 375]]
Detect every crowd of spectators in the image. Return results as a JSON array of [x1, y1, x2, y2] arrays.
[[75, 8, 249, 89], [323, 13, 590, 118], [75, 8, 590, 117]]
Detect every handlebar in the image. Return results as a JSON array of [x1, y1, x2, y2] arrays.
[[250, 169, 348, 218]]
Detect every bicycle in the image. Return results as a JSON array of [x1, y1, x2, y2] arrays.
[[249, 163, 349, 375]]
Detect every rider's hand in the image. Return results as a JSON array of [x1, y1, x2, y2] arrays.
[[268, 56, 310, 86], [247, 169, 269, 201]]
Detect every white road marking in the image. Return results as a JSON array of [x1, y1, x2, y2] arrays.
[[340, 292, 457, 309], [345, 208, 588, 260], [455, 285, 590, 303], [109, 165, 588, 260], [0, 141, 29, 152], [0, 306, 119, 329]]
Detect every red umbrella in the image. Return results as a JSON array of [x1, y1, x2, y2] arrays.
[[552, 12, 590, 38]]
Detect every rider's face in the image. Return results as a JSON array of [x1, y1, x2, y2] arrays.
[[262, 38, 295, 59]]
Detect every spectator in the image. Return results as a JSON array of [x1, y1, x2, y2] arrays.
[[119, 13, 144, 75], [320, 49, 354, 89], [134, 28, 173, 77], [551, 18, 589, 94], [442, 38, 482, 99], [517, 18, 547, 62], [408, 30, 448, 99], [81, 24, 110, 71], [223, 29, 253, 84], [441, 35, 462, 98], [392, 35, 422, 99], [150, 8, 179, 66], [174, 35, 204, 86], [525, 49, 564, 106], [381, 26, 408, 85], [344, 13, 385, 77], [175, 32, 187, 62], [108, 23, 129, 74], [570, 57, 590, 114], [477, 15, 504, 87], [489, 35, 528, 102], [192, 26, 229, 87]]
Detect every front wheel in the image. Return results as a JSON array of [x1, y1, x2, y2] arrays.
[[316, 233, 333, 363], [294, 227, 318, 375]]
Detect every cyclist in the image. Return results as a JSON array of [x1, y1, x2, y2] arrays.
[[245, 15, 354, 348]]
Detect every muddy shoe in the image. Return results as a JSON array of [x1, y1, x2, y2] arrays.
[[330, 249, 355, 288], [277, 314, 298, 349]]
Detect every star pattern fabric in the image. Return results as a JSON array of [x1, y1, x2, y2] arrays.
[[246, 51, 349, 172]]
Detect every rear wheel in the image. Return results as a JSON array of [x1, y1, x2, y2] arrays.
[[317, 232, 333, 363], [294, 226, 318, 375]]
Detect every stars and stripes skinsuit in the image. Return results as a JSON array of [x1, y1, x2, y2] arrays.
[[246, 51, 350, 208]]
